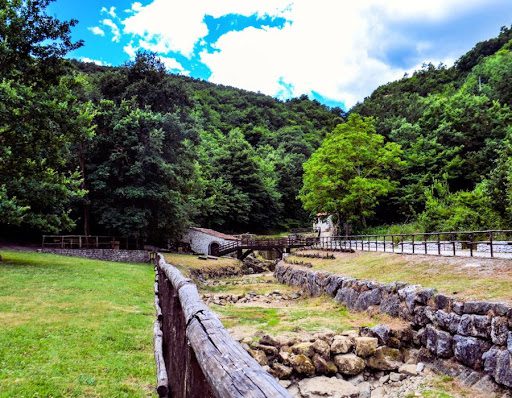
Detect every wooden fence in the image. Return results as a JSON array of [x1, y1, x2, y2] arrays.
[[315, 229, 512, 259], [153, 254, 289, 398]]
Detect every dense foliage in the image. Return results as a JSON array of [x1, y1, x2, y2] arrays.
[[0, 0, 343, 244], [349, 26, 512, 232], [300, 114, 403, 230], [2, 0, 512, 242]]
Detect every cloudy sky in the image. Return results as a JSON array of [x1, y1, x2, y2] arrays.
[[48, 0, 512, 109]]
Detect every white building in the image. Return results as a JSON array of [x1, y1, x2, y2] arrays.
[[181, 227, 239, 256], [313, 213, 336, 238]]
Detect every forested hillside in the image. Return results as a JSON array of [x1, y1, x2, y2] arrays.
[[2, 0, 512, 245], [0, 0, 343, 245], [302, 26, 512, 233]]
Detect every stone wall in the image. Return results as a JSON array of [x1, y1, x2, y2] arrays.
[[275, 263, 512, 388], [42, 248, 151, 263]]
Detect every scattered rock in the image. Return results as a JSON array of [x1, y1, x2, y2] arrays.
[[249, 349, 268, 366], [389, 372, 405, 382], [271, 362, 293, 379], [298, 376, 359, 398], [355, 337, 378, 358], [312, 353, 338, 375], [367, 346, 403, 371], [312, 339, 331, 359], [358, 381, 371, 398], [331, 336, 353, 355], [289, 354, 316, 376], [399, 363, 418, 376], [334, 353, 365, 376]]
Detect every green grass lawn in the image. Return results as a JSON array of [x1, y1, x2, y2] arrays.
[[0, 250, 155, 398]]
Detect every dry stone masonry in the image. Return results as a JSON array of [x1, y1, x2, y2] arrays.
[[41, 248, 151, 262], [240, 329, 428, 397], [275, 263, 512, 389]]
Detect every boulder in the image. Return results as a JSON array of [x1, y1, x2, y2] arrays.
[[358, 381, 371, 398], [279, 346, 292, 364], [367, 346, 403, 371], [312, 353, 338, 375], [335, 287, 359, 309], [380, 294, 401, 317], [463, 301, 493, 315], [249, 349, 268, 366], [325, 275, 344, 296], [334, 353, 365, 376], [457, 314, 491, 339], [370, 324, 390, 345], [413, 305, 434, 327], [508, 332, 512, 354], [252, 343, 279, 357], [292, 342, 315, 358], [355, 337, 378, 358], [425, 325, 453, 358], [453, 335, 491, 370], [354, 288, 382, 310], [434, 310, 461, 334], [331, 336, 354, 355], [313, 339, 331, 359], [259, 334, 280, 347], [289, 354, 316, 376], [483, 346, 512, 388], [271, 362, 293, 379], [433, 294, 453, 311], [297, 376, 359, 398], [490, 317, 509, 346], [398, 363, 418, 376]]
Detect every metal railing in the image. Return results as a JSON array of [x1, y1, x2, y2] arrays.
[[313, 230, 512, 259], [41, 235, 118, 249]]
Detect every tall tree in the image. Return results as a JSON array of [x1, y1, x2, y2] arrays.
[[86, 100, 196, 244], [0, 0, 93, 233], [300, 114, 403, 229]]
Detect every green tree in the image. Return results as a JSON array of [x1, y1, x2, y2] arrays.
[[418, 178, 502, 232], [0, 0, 92, 232], [86, 100, 196, 244], [300, 114, 403, 229]]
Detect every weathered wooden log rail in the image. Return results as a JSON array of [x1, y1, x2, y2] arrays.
[[154, 254, 290, 398]]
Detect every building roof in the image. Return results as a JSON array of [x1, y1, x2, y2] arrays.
[[189, 227, 239, 241]]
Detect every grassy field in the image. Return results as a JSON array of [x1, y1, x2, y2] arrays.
[[0, 250, 155, 398], [199, 273, 402, 338], [164, 252, 241, 275], [288, 250, 512, 303]]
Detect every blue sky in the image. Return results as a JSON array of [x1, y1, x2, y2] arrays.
[[48, 0, 512, 109]]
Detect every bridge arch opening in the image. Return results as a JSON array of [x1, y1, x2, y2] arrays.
[[209, 241, 220, 256]]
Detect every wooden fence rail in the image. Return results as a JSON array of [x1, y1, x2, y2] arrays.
[[154, 254, 290, 398], [314, 229, 512, 259]]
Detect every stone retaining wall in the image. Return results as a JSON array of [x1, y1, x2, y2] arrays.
[[275, 263, 512, 388], [41, 248, 151, 263]]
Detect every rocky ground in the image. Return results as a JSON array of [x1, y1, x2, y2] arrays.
[[239, 329, 433, 398], [196, 258, 512, 397]]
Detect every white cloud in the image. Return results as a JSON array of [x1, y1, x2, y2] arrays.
[[116, 0, 498, 107], [79, 57, 111, 66], [88, 26, 105, 37], [159, 56, 189, 75], [102, 18, 121, 43], [101, 6, 117, 18], [121, 0, 291, 57]]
